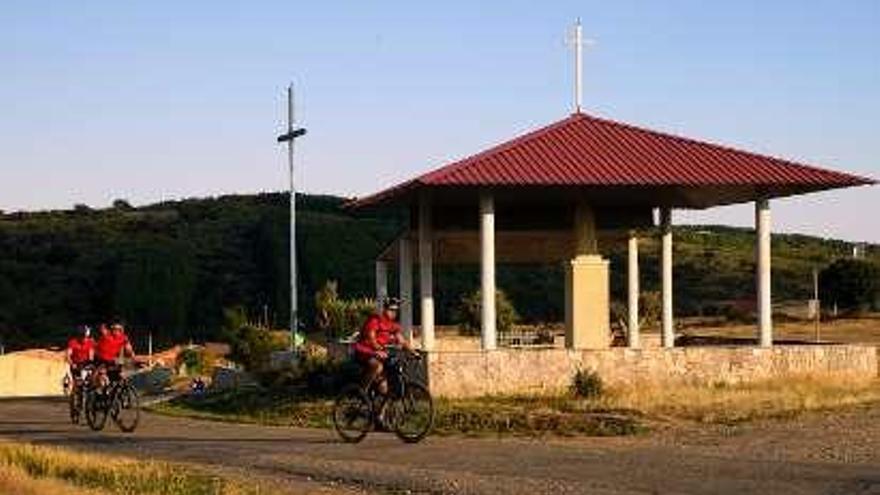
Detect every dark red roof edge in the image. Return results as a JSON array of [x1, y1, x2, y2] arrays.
[[574, 113, 875, 187], [346, 112, 876, 209]]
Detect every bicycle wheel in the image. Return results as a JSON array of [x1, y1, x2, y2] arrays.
[[111, 383, 140, 433], [84, 389, 108, 432], [332, 384, 373, 443], [391, 381, 434, 444]]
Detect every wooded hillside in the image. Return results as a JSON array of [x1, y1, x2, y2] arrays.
[[0, 193, 875, 351]]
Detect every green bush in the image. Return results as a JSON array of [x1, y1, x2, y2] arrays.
[[314, 280, 375, 339], [177, 348, 206, 376], [224, 324, 286, 373], [253, 351, 359, 396], [456, 289, 519, 337], [610, 291, 662, 334], [571, 369, 604, 399], [820, 258, 880, 312]]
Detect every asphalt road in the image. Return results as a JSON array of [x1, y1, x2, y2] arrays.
[[1, 398, 879, 494]]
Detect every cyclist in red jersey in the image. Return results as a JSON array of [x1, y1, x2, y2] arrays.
[[94, 322, 135, 385], [353, 298, 411, 395], [67, 326, 94, 370], [66, 326, 95, 391]]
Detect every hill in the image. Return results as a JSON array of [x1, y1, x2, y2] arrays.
[[0, 193, 875, 351]]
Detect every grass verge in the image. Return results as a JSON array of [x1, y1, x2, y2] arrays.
[[153, 375, 880, 436], [0, 441, 285, 495], [153, 389, 642, 437], [598, 374, 880, 424]]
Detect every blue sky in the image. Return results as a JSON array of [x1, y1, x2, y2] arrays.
[[2, 1, 878, 241]]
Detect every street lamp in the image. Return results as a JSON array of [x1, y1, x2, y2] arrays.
[[277, 83, 307, 351]]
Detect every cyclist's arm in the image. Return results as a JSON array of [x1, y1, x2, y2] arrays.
[[392, 326, 413, 351], [120, 334, 135, 359], [364, 325, 382, 352]]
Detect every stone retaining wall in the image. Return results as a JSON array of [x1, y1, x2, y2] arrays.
[[427, 345, 879, 398], [0, 352, 68, 397]]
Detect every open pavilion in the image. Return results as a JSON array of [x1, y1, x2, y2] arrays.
[[348, 111, 875, 396]]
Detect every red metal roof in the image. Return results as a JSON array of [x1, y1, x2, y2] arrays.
[[350, 112, 874, 208]]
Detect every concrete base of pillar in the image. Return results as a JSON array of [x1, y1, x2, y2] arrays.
[[565, 255, 610, 350]]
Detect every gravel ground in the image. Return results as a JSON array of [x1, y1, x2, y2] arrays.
[[1, 398, 879, 494]]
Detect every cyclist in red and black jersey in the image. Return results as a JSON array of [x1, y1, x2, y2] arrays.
[[66, 326, 95, 391], [353, 298, 411, 395], [94, 322, 135, 385]]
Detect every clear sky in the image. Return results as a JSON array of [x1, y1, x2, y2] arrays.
[[2, 1, 877, 241]]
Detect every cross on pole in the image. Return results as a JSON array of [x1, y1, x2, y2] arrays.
[[566, 19, 595, 113], [277, 83, 307, 352]]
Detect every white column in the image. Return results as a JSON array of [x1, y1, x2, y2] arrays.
[[419, 195, 435, 351], [660, 208, 674, 348], [374, 260, 388, 312], [627, 231, 640, 349], [398, 237, 414, 342], [756, 199, 773, 347], [480, 192, 497, 350]]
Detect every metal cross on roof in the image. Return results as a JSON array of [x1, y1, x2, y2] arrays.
[[566, 19, 596, 114]]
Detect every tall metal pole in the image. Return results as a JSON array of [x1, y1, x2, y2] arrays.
[[277, 86, 306, 352], [287, 84, 298, 351]]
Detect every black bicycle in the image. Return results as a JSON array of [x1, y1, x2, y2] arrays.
[[333, 348, 434, 444], [68, 365, 94, 425], [85, 364, 140, 433]]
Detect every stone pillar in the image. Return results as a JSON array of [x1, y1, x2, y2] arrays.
[[398, 237, 413, 342], [660, 207, 674, 348], [480, 192, 497, 350], [374, 260, 388, 312], [565, 202, 610, 349], [756, 199, 773, 347], [627, 231, 640, 349], [419, 194, 435, 351]]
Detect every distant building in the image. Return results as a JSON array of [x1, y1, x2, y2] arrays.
[[852, 243, 868, 259]]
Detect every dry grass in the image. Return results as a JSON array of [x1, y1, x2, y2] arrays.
[[682, 315, 880, 345], [597, 375, 880, 424], [430, 375, 880, 435], [156, 374, 880, 438], [0, 441, 286, 495], [0, 463, 106, 495]]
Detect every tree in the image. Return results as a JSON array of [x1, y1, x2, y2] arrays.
[[225, 323, 286, 372], [819, 258, 880, 313], [456, 289, 519, 336], [112, 199, 134, 211]]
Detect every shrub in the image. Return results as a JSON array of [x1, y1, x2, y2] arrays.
[[610, 291, 662, 335], [224, 324, 286, 373], [456, 289, 519, 336], [253, 350, 358, 396], [177, 347, 205, 376], [314, 280, 375, 339], [820, 258, 880, 313], [571, 369, 604, 399]]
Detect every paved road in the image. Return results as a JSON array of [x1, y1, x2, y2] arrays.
[[1, 398, 879, 494]]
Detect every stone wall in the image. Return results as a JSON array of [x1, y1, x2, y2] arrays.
[[0, 351, 68, 397], [427, 345, 879, 398]]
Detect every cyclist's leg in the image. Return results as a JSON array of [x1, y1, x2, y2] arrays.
[[359, 355, 386, 394], [66, 365, 76, 393], [71, 364, 81, 393], [372, 358, 388, 396], [107, 363, 122, 384]]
